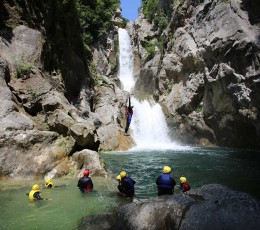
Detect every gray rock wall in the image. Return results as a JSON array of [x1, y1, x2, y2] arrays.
[[130, 0, 260, 148], [0, 0, 133, 179]]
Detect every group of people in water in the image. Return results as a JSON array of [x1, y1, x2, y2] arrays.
[[28, 96, 191, 201], [28, 166, 190, 201], [114, 166, 190, 197]]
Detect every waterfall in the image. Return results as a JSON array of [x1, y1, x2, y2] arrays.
[[118, 28, 135, 92], [44, 168, 57, 179], [118, 28, 179, 150], [130, 98, 175, 149]]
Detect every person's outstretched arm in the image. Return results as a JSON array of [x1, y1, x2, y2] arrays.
[[128, 97, 131, 108]]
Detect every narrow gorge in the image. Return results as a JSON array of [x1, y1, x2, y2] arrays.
[[0, 0, 260, 229]]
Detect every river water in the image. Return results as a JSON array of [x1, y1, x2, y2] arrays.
[[0, 147, 260, 229], [102, 147, 260, 200]]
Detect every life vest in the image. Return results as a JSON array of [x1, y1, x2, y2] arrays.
[[182, 182, 191, 192], [29, 190, 39, 201], [124, 177, 135, 193], [157, 174, 173, 189]]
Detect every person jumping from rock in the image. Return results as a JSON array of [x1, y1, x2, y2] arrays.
[[124, 96, 134, 136]]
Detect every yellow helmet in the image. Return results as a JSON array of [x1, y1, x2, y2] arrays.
[[32, 184, 40, 191], [119, 171, 127, 178], [180, 177, 187, 183], [45, 178, 53, 187], [162, 166, 171, 174], [45, 178, 52, 184], [116, 175, 121, 181]]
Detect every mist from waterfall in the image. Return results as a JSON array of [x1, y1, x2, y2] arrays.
[[118, 28, 180, 150]]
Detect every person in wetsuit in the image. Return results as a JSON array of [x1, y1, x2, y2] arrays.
[[44, 178, 66, 189], [28, 184, 45, 201], [45, 178, 53, 188], [124, 97, 134, 136], [117, 171, 136, 197], [179, 176, 191, 192], [77, 169, 93, 193], [156, 166, 176, 196]]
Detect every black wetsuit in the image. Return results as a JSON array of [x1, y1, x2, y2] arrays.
[[46, 184, 53, 188], [34, 192, 43, 200], [125, 98, 133, 134], [77, 176, 93, 193]]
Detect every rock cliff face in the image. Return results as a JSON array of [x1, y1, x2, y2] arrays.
[[1, 0, 259, 178], [130, 0, 260, 148], [0, 0, 134, 179]]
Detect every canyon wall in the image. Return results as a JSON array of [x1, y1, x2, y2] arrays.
[[129, 0, 260, 148]]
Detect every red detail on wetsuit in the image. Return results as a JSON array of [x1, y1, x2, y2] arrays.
[[86, 183, 92, 192]]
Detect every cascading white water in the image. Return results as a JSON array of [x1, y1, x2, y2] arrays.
[[44, 168, 57, 179], [118, 28, 135, 92], [118, 28, 179, 150], [130, 97, 175, 149]]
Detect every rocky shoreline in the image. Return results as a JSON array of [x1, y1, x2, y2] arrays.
[[79, 184, 260, 230]]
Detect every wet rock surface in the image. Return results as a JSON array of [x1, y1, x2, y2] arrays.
[[79, 184, 260, 230]]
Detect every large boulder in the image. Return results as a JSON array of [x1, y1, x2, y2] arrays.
[[0, 130, 75, 179], [0, 129, 110, 179], [72, 149, 108, 177], [79, 184, 260, 229]]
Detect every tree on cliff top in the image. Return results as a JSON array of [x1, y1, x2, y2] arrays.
[[76, 0, 120, 46]]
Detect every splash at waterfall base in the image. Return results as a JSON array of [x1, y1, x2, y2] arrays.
[[79, 184, 260, 229]]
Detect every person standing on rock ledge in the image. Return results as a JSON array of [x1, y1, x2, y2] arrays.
[[156, 166, 176, 196], [77, 169, 93, 193], [124, 96, 134, 136]]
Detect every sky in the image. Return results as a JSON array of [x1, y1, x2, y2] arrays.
[[120, 0, 142, 21]]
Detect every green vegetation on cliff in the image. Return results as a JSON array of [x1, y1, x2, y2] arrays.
[[141, 0, 170, 33], [75, 0, 120, 45]]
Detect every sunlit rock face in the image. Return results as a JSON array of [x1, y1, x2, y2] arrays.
[[130, 0, 260, 148], [0, 1, 135, 179]]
